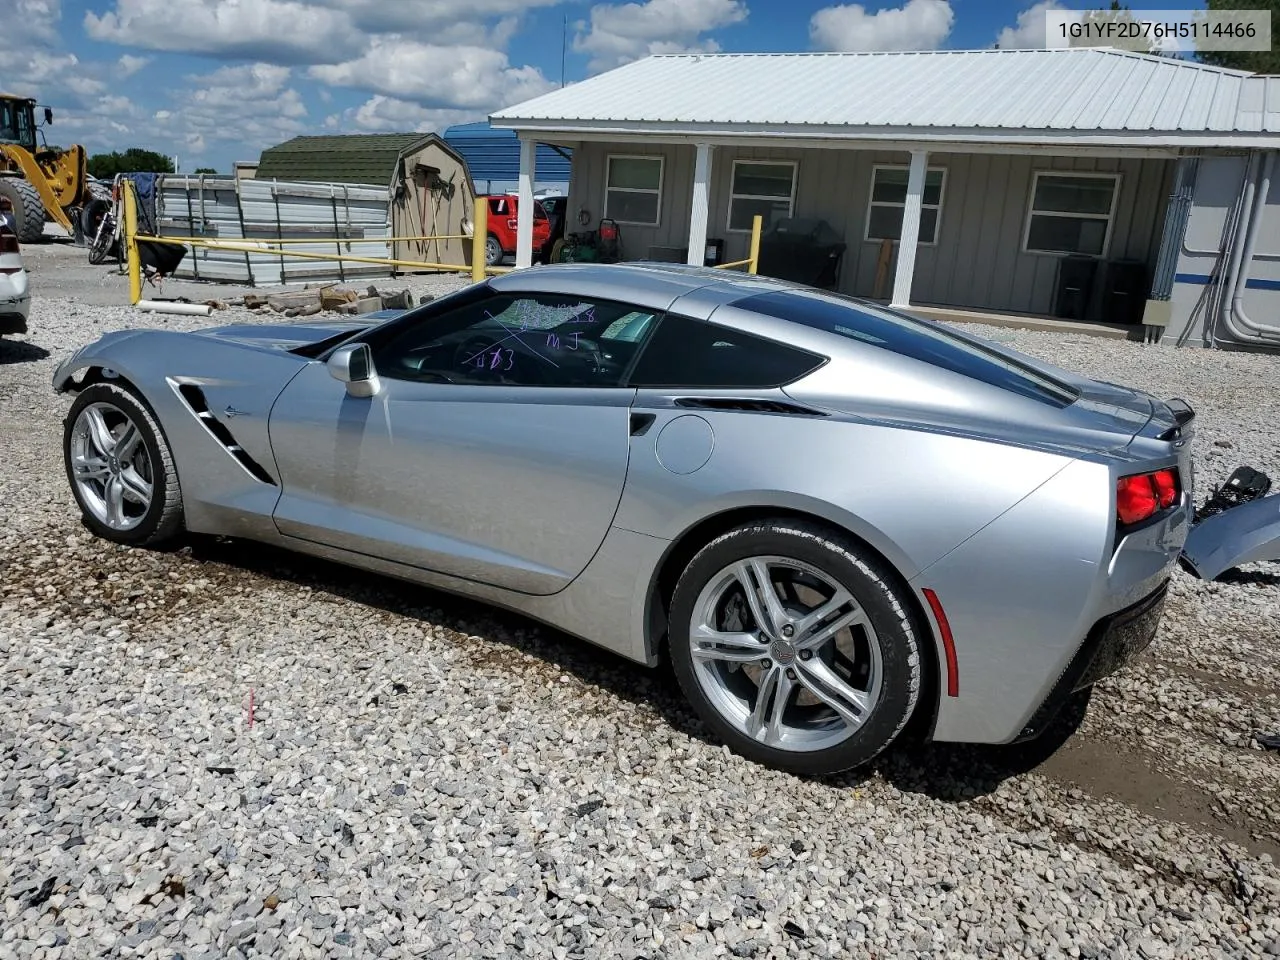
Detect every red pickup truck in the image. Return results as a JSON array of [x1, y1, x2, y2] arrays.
[[483, 194, 551, 266]]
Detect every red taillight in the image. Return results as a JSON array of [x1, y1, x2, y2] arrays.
[[1116, 469, 1179, 525], [507, 218, 518, 230], [1151, 469, 1178, 508]]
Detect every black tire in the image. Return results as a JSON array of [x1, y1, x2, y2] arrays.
[[484, 233, 504, 267], [668, 519, 922, 776], [63, 381, 185, 547], [0, 178, 47, 244]]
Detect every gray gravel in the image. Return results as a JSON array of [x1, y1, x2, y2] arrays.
[[2, 240, 1279, 959]]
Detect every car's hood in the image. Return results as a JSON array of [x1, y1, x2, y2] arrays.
[[194, 319, 377, 351]]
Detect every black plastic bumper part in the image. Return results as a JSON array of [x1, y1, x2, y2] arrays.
[[1016, 581, 1169, 742]]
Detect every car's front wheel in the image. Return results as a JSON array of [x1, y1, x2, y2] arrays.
[[62, 382, 184, 547], [669, 520, 922, 776]]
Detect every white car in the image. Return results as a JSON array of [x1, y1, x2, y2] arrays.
[[0, 196, 30, 337]]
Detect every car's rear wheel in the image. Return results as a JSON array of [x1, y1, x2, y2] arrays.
[[63, 382, 184, 547], [669, 520, 922, 776]]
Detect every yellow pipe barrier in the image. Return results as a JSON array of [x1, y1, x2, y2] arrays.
[[154, 234, 474, 245], [134, 233, 476, 274], [124, 179, 141, 306], [123, 190, 632, 306], [471, 196, 488, 284], [747, 214, 761, 274], [713, 215, 762, 274]]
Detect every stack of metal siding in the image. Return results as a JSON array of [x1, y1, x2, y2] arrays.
[[155, 176, 394, 286]]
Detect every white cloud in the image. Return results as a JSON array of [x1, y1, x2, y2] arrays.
[[156, 63, 310, 159], [84, 0, 359, 63], [83, 0, 569, 62], [810, 0, 953, 52], [2, 1, 113, 109], [309, 39, 557, 111], [117, 54, 151, 76], [314, 0, 563, 37], [994, 0, 1061, 49], [331, 95, 482, 133], [574, 0, 748, 74], [12, 0, 61, 44]]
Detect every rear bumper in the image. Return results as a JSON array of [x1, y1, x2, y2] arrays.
[[1015, 580, 1168, 741], [0, 272, 30, 334], [919, 457, 1189, 745]]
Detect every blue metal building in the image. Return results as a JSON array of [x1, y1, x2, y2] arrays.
[[442, 122, 571, 196]]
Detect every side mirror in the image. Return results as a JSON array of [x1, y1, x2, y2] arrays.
[[43, 107, 53, 125], [327, 343, 379, 397]]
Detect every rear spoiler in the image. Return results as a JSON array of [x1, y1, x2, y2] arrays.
[[1156, 397, 1196, 443]]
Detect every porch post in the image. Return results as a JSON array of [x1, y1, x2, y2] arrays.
[[516, 137, 537, 269], [687, 142, 713, 266], [891, 148, 928, 308]]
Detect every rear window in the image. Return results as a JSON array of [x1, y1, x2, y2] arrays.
[[736, 290, 1079, 407]]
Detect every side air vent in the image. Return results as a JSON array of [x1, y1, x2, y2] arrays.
[[672, 397, 828, 417], [175, 383, 277, 485]]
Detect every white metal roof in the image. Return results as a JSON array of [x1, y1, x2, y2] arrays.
[[491, 48, 1280, 149]]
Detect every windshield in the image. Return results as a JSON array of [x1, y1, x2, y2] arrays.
[[0, 100, 16, 144], [0, 99, 35, 151], [736, 289, 1080, 408]]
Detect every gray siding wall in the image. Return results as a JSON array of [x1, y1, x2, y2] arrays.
[[566, 141, 1174, 318]]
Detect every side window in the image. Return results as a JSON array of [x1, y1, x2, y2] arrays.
[[370, 293, 661, 388], [627, 314, 824, 389]]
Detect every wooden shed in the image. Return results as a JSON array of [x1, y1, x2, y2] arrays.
[[390, 133, 478, 271]]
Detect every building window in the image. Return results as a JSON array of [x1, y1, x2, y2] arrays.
[[865, 165, 945, 245], [605, 156, 663, 226], [1023, 172, 1120, 256], [728, 161, 797, 232]]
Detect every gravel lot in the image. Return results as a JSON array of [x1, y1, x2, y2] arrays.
[[2, 240, 1279, 960]]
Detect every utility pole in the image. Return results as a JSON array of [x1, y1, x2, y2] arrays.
[[561, 15, 567, 88]]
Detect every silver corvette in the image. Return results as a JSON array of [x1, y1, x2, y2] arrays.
[[54, 263, 1202, 774]]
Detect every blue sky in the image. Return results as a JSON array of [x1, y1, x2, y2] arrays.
[[10, 0, 1209, 173]]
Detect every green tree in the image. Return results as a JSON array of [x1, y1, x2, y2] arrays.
[[87, 148, 175, 179], [1195, 0, 1280, 73], [193, 166, 217, 174]]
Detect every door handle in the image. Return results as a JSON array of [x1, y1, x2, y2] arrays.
[[629, 413, 656, 436]]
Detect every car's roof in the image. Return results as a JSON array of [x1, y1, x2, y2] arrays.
[[485, 261, 1089, 413], [488, 260, 802, 305]]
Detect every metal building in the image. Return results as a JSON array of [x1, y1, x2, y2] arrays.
[[443, 122, 571, 196], [490, 48, 1280, 350]]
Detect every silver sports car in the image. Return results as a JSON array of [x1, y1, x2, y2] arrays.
[[54, 263, 1202, 774]]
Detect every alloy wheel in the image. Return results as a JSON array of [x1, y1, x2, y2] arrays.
[[68, 402, 154, 531], [688, 555, 884, 753]]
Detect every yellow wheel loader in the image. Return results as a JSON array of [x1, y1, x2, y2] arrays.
[[0, 94, 102, 244]]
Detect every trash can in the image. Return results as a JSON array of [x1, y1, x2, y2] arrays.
[[756, 218, 847, 289], [1053, 255, 1099, 321], [1103, 258, 1149, 325], [703, 237, 725, 267]]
